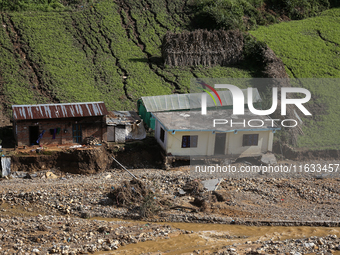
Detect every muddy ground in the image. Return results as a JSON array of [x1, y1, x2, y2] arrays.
[[2, 166, 340, 223], [1, 164, 340, 254]]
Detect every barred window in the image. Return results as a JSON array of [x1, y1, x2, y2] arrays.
[[242, 134, 259, 146]]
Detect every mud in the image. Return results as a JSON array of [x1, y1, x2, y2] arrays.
[[1, 167, 340, 254], [11, 146, 112, 174], [10, 139, 164, 174], [94, 222, 340, 255]]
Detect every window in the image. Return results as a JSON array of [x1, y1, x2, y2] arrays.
[[181, 135, 198, 148], [160, 127, 165, 142], [242, 134, 259, 146]]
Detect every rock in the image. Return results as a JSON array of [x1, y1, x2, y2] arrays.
[[104, 174, 112, 179], [304, 242, 315, 248], [37, 225, 48, 231], [45, 172, 58, 179], [32, 248, 40, 254]]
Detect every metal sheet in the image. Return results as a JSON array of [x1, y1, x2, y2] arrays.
[[115, 126, 126, 143], [106, 111, 141, 126], [12, 102, 108, 120], [141, 89, 261, 112], [201, 178, 224, 191], [1, 157, 11, 177]]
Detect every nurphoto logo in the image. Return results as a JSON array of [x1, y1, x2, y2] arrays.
[[200, 83, 312, 128]]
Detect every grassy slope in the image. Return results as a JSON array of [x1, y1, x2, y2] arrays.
[[0, 0, 253, 113], [2, 1, 339, 149], [251, 8, 340, 149]]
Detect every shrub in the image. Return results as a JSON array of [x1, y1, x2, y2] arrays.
[[139, 193, 159, 218]]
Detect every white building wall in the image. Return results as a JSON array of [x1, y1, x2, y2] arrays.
[[155, 119, 167, 151], [154, 119, 273, 157], [227, 130, 271, 157], [166, 131, 215, 156]]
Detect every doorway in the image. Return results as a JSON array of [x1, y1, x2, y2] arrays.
[[29, 126, 40, 145], [107, 126, 115, 142], [214, 133, 226, 155]]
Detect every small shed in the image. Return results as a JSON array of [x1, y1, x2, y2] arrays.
[[106, 111, 146, 143], [138, 89, 262, 130], [12, 102, 108, 146]]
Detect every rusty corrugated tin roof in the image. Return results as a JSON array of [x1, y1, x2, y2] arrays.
[[12, 102, 108, 120]]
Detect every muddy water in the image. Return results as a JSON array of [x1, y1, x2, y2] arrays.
[[0, 202, 41, 217], [93, 217, 340, 255]]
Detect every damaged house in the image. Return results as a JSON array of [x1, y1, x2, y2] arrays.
[[106, 111, 146, 143], [153, 109, 279, 160], [12, 102, 108, 147], [147, 89, 280, 163]]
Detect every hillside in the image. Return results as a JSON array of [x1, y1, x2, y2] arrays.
[[1, 0, 340, 150], [0, 0, 255, 115], [251, 8, 340, 149]]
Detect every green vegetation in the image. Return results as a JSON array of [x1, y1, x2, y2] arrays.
[[0, 0, 97, 12], [1, 0, 340, 150], [0, 0, 255, 113], [251, 9, 340, 78], [251, 8, 340, 149], [191, 0, 334, 31]]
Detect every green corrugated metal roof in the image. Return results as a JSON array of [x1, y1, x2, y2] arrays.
[[141, 89, 261, 112]]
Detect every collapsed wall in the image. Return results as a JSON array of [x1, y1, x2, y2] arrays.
[[10, 141, 164, 174], [11, 146, 112, 174]]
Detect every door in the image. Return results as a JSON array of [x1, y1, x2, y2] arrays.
[[107, 126, 115, 142], [214, 133, 226, 155], [72, 124, 82, 143], [29, 126, 40, 145]]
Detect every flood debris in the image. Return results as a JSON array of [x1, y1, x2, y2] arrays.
[[192, 192, 218, 212], [182, 180, 204, 195], [107, 178, 163, 219], [108, 179, 151, 207], [83, 136, 101, 145], [1, 157, 11, 177], [201, 178, 224, 191]]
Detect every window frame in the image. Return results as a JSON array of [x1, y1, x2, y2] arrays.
[[242, 134, 259, 146], [160, 127, 165, 143], [181, 135, 198, 148]]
